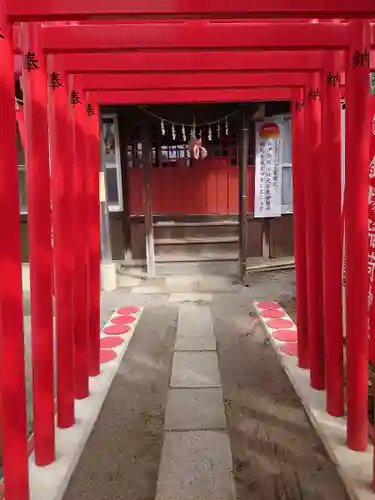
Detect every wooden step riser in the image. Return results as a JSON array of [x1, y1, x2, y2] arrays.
[[153, 225, 239, 240], [154, 241, 239, 256], [155, 261, 239, 276]]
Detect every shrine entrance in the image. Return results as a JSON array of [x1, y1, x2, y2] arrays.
[[101, 101, 294, 275]]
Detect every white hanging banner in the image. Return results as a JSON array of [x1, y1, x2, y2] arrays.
[[254, 121, 283, 218]]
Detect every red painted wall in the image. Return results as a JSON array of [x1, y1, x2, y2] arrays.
[[128, 159, 255, 215]]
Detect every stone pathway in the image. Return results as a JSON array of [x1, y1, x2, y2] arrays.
[[156, 304, 235, 500], [62, 272, 348, 500]]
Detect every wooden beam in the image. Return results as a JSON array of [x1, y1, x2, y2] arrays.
[[39, 22, 350, 52], [7, 0, 375, 21], [74, 72, 310, 91], [261, 220, 271, 259], [88, 87, 292, 104]]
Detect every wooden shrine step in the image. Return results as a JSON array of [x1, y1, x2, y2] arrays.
[[154, 236, 239, 245], [155, 252, 238, 263]]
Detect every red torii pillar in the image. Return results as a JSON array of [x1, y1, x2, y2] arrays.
[[305, 72, 325, 391], [345, 19, 371, 452], [69, 80, 90, 400], [0, 8, 29, 500], [292, 88, 309, 370], [85, 96, 101, 378], [47, 60, 75, 428], [21, 21, 55, 466], [321, 51, 344, 417]]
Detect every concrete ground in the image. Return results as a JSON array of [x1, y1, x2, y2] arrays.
[[59, 270, 348, 500]]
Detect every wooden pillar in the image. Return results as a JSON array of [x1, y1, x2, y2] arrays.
[[69, 81, 89, 399], [261, 220, 271, 260], [304, 74, 325, 390], [47, 61, 75, 428], [142, 128, 155, 277], [85, 98, 101, 377], [292, 88, 309, 369], [0, 9, 29, 499], [118, 115, 133, 262], [21, 22, 55, 465], [239, 110, 249, 280], [345, 19, 371, 452], [321, 51, 344, 417]]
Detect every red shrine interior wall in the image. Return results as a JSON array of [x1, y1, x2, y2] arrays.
[[127, 163, 254, 216]]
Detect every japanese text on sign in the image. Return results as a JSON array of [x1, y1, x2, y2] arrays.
[[254, 121, 282, 219]]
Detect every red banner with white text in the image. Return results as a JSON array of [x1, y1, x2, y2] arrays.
[[368, 93, 375, 362]]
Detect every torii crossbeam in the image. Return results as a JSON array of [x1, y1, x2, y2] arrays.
[[6, 0, 375, 19]]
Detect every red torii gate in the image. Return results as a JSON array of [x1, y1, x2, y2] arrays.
[[0, 5, 374, 499], [34, 20, 347, 426], [24, 18, 353, 440], [12, 27, 301, 500]]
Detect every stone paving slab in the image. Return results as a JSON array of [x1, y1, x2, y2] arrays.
[[175, 335, 216, 351], [176, 304, 215, 340], [169, 293, 213, 303], [130, 286, 165, 295], [116, 276, 142, 288], [170, 352, 221, 388], [155, 430, 235, 500], [164, 388, 226, 431]]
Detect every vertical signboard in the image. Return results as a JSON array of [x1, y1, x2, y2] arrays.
[[368, 83, 375, 361], [254, 121, 283, 218]]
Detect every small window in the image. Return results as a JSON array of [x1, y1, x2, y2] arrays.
[[279, 116, 293, 214], [102, 114, 123, 212], [281, 165, 293, 214], [270, 114, 293, 214]]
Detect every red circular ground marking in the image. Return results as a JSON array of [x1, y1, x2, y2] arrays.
[[100, 337, 124, 348], [266, 318, 294, 329], [100, 349, 117, 364], [272, 329, 298, 342], [280, 343, 298, 357], [257, 301, 280, 310], [117, 306, 140, 315], [260, 310, 285, 319], [103, 324, 131, 335], [111, 315, 136, 325]]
